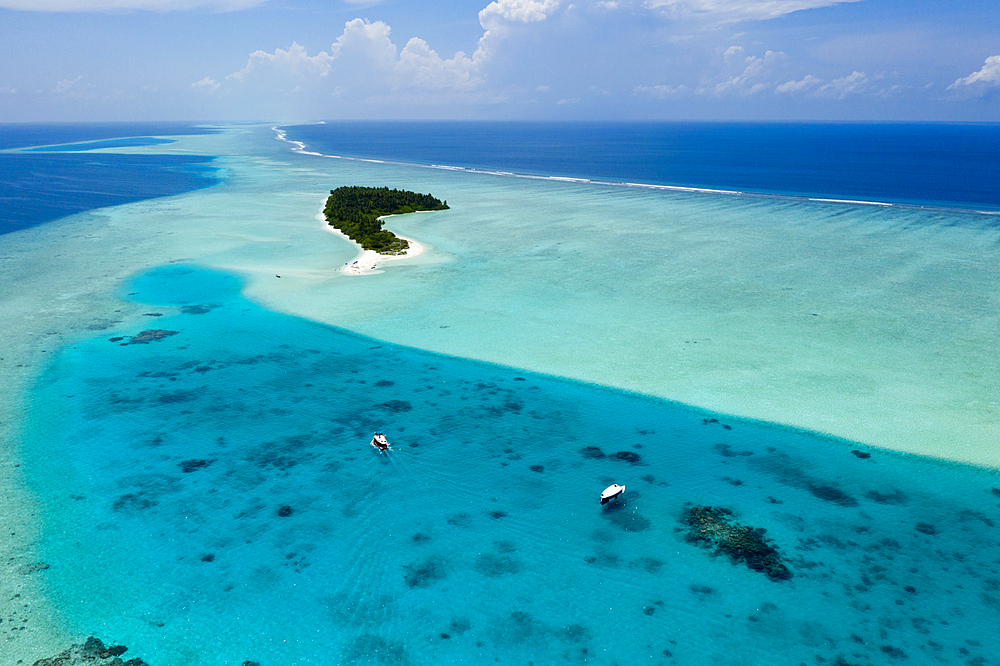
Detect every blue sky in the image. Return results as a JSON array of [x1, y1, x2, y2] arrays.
[[1, 0, 998, 122]]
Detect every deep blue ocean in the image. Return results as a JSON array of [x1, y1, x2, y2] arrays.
[[282, 121, 1000, 211], [0, 123, 220, 234]]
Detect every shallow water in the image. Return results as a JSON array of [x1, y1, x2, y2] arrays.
[[5, 124, 1000, 665], [23, 264, 1000, 666]]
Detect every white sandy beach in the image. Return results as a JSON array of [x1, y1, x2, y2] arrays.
[[316, 208, 426, 275]]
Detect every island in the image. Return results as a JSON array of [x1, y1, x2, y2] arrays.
[[323, 186, 449, 255]]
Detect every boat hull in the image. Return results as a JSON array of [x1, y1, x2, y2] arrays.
[[600, 484, 625, 504]]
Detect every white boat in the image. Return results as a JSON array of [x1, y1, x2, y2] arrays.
[[600, 483, 625, 505], [371, 432, 391, 452]]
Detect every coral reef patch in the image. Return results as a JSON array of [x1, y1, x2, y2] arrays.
[[403, 555, 447, 588], [32, 637, 147, 666], [340, 633, 409, 666], [120, 329, 179, 346], [680, 506, 791, 581]]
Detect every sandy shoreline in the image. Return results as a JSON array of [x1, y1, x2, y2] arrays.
[[315, 208, 425, 275]]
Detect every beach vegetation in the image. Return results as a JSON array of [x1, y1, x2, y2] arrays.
[[323, 186, 449, 255]]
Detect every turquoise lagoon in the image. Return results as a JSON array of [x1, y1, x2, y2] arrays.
[[6, 125, 1000, 665]]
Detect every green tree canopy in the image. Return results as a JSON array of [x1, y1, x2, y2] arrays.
[[323, 186, 449, 255]]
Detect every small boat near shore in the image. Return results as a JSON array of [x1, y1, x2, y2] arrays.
[[371, 432, 391, 452], [600, 484, 625, 505]]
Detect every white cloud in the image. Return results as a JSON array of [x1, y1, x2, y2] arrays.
[[712, 47, 784, 95], [226, 19, 482, 103], [0, 0, 265, 11], [228, 42, 335, 84], [643, 0, 862, 23], [775, 73, 821, 93], [475, 0, 560, 65], [54, 75, 89, 94], [817, 70, 868, 98], [634, 83, 690, 97], [479, 0, 560, 25], [215, 0, 567, 115], [948, 55, 1000, 89], [0, 86, 16, 94], [192, 76, 221, 91], [399, 38, 479, 91]]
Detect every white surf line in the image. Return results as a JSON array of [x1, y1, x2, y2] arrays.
[[809, 197, 894, 207], [273, 127, 1000, 215], [623, 181, 743, 196]]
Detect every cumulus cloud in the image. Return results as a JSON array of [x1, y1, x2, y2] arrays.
[[0, 0, 265, 11], [817, 70, 868, 98], [643, 0, 862, 23], [224, 18, 485, 109], [475, 0, 560, 64], [711, 46, 784, 95], [54, 75, 91, 94], [228, 42, 335, 84], [224, 1, 563, 108], [948, 55, 1000, 89], [479, 0, 560, 24], [192, 76, 221, 91], [775, 73, 821, 93], [634, 84, 689, 97]]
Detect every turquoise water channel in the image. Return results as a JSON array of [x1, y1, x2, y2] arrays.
[[22, 264, 1000, 666]]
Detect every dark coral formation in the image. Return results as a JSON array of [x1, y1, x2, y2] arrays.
[[340, 633, 409, 666], [179, 304, 218, 315], [865, 489, 908, 505], [376, 399, 412, 413], [32, 636, 147, 666], [715, 443, 753, 457], [680, 506, 792, 581], [112, 493, 157, 512], [580, 446, 606, 459], [807, 483, 858, 507], [403, 555, 447, 588], [179, 459, 210, 473], [612, 450, 642, 464], [475, 552, 521, 577], [120, 329, 179, 346]]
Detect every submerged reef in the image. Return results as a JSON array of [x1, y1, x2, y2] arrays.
[[680, 506, 792, 581], [32, 636, 146, 666], [118, 329, 180, 346]]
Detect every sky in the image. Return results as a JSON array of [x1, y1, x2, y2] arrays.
[[0, 0, 998, 122]]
